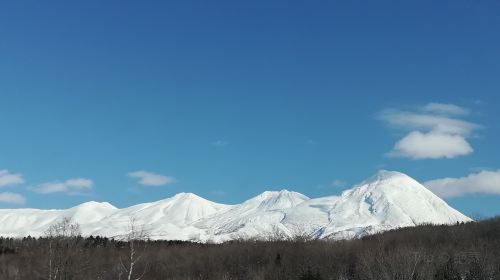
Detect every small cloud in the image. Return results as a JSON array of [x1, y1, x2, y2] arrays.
[[331, 179, 346, 188], [31, 178, 93, 194], [306, 139, 316, 145], [316, 179, 347, 190], [128, 171, 176, 186], [212, 140, 229, 147], [0, 170, 24, 187], [388, 131, 473, 159], [425, 170, 500, 198], [379, 108, 478, 135], [0, 192, 26, 204], [379, 102, 481, 160], [421, 103, 469, 116]]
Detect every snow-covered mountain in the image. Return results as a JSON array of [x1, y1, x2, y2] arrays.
[[0, 171, 472, 242], [283, 170, 471, 240], [195, 190, 309, 242], [92, 192, 230, 240], [0, 201, 118, 237]]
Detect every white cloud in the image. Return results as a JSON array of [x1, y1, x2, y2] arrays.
[[379, 109, 478, 135], [425, 170, 500, 198], [331, 179, 346, 187], [422, 103, 469, 116], [379, 103, 480, 159], [212, 140, 229, 147], [389, 131, 473, 159], [31, 178, 93, 194], [0, 192, 26, 204], [128, 171, 176, 186], [0, 170, 24, 187]]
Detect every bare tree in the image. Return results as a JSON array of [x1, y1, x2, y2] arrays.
[[288, 223, 315, 242], [118, 216, 150, 280], [45, 218, 81, 239], [44, 217, 83, 280]]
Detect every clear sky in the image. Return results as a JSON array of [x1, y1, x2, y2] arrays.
[[0, 1, 499, 218]]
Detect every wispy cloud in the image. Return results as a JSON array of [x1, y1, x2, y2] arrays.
[[422, 102, 470, 116], [211, 189, 226, 196], [212, 140, 229, 147], [316, 179, 347, 190], [0, 192, 26, 204], [379, 108, 478, 135], [331, 179, 346, 188], [0, 170, 24, 187], [306, 139, 316, 145], [31, 178, 93, 194], [425, 170, 500, 198], [379, 103, 480, 159], [128, 171, 176, 186]]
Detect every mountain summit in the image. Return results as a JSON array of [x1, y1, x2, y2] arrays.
[[316, 170, 471, 239], [0, 171, 471, 242]]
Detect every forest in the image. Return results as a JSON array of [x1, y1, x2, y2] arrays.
[[0, 217, 499, 280]]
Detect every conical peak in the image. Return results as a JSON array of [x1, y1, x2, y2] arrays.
[[166, 192, 221, 206], [172, 192, 199, 199], [372, 170, 408, 181], [72, 201, 117, 210], [246, 190, 309, 211], [343, 170, 432, 200], [358, 170, 417, 186], [256, 189, 309, 201], [260, 189, 292, 197]]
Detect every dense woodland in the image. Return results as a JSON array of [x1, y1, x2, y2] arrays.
[[0, 217, 499, 280]]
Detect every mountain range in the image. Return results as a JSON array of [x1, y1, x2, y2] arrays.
[[0, 170, 472, 242]]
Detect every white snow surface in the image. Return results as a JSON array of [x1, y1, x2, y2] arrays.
[[0, 171, 472, 242]]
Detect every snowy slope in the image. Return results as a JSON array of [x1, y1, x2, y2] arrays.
[[284, 170, 472, 239], [195, 190, 309, 242], [0, 171, 472, 241], [0, 201, 118, 237], [282, 195, 340, 238], [88, 193, 230, 241], [322, 170, 472, 239]]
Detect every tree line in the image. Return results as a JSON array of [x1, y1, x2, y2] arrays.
[[0, 217, 499, 279]]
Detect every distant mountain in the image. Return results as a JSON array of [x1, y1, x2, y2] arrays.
[[0, 171, 472, 242], [283, 170, 471, 240], [195, 190, 309, 241]]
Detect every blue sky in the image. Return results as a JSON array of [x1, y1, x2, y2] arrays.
[[0, 1, 499, 217]]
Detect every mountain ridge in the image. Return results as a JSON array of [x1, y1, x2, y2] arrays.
[[0, 170, 472, 242]]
